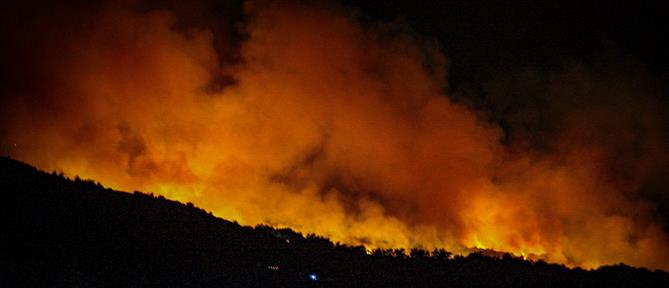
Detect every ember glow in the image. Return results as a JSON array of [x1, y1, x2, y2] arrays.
[[2, 1, 668, 270]]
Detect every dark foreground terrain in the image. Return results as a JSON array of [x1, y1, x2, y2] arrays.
[[2, 156, 668, 287]]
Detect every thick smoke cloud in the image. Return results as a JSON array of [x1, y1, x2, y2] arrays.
[[1, 1, 668, 270]]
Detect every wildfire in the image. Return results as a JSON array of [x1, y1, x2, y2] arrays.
[[2, 1, 668, 270]]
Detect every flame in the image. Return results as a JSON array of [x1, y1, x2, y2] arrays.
[[2, 1, 668, 270]]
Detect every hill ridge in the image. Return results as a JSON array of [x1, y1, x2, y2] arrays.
[[2, 156, 668, 287]]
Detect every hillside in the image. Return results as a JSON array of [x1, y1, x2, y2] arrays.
[[2, 156, 668, 287]]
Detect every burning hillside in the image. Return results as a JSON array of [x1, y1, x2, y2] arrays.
[[2, 0, 668, 270]]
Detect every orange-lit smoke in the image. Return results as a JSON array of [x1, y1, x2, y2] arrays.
[[1, 1, 668, 270]]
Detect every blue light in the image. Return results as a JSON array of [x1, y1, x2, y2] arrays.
[[308, 273, 319, 281]]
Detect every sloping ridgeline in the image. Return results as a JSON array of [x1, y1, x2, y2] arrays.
[[2, 156, 668, 287]]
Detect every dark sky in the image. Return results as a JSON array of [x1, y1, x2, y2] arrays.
[[349, 0, 669, 81], [350, 0, 669, 156]]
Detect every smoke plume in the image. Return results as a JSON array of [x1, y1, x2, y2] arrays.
[[2, 0, 668, 270]]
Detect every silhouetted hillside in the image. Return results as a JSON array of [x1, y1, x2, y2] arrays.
[[2, 156, 668, 287]]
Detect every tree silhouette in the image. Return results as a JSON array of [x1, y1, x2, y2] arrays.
[[2, 156, 668, 287]]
